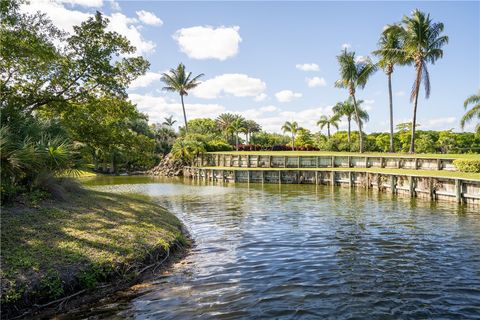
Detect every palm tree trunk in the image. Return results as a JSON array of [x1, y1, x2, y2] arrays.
[[327, 124, 331, 138], [347, 118, 351, 146], [180, 94, 188, 133], [236, 133, 239, 151], [351, 95, 364, 153], [409, 65, 422, 153], [291, 133, 295, 151], [388, 72, 395, 152]]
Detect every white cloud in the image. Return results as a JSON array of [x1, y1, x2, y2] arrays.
[[136, 10, 163, 26], [355, 55, 369, 63], [109, 0, 120, 11], [129, 72, 163, 89], [21, 1, 156, 55], [422, 117, 456, 130], [259, 105, 277, 112], [173, 26, 241, 60], [306, 77, 326, 88], [60, 0, 103, 7], [254, 93, 268, 102], [275, 90, 302, 103], [192, 74, 266, 100], [129, 94, 225, 124], [341, 43, 351, 49], [295, 63, 320, 71], [395, 91, 405, 96]]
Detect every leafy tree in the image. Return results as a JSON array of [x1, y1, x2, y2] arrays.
[[390, 10, 448, 153], [244, 120, 262, 144], [250, 131, 290, 147], [460, 90, 480, 134], [295, 128, 315, 148], [216, 113, 237, 143], [281, 121, 302, 151], [229, 118, 247, 150], [317, 115, 340, 138], [186, 118, 220, 136], [335, 49, 377, 153], [171, 138, 206, 165], [373, 24, 405, 152], [161, 64, 204, 133]]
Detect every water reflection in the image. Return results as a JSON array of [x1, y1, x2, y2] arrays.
[[70, 176, 480, 319]]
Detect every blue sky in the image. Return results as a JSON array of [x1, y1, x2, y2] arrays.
[[24, 1, 479, 133]]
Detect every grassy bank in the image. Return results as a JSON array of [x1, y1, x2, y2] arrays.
[[208, 151, 479, 159], [1, 190, 188, 317]]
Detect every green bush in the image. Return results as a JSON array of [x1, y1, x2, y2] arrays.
[[206, 139, 233, 152], [453, 159, 480, 173]]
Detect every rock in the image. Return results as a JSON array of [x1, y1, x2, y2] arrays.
[[148, 153, 184, 177]]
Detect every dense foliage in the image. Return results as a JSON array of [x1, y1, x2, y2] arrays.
[[453, 159, 480, 173]]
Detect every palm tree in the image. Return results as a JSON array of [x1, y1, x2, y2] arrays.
[[161, 63, 204, 133], [244, 120, 261, 144], [317, 115, 340, 138], [229, 118, 246, 151], [335, 49, 377, 153], [162, 115, 177, 127], [391, 10, 448, 153], [373, 24, 405, 153], [281, 121, 301, 151], [333, 98, 370, 147], [216, 113, 237, 142], [171, 139, 205, 165], [461, 90, 480, 134]]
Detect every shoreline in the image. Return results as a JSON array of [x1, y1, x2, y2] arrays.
[[0, 190, 192, 319]]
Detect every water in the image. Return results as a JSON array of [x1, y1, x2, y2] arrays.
[[73, 176, 480, 319]]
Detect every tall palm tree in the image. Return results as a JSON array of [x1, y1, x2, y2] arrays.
[[161, 63, 204, 133], [390, 10, 448, 153], [317, 115, 340, 138], [373, 24, 405, 153], [281, 121, 301, 151], [229, 118, 246, 151], [162, 115, 177, 127], [461, 90, 480, 134], [244, 120, 261, 144], [335, 49, 377, 153], [333, 98, 370, 147]]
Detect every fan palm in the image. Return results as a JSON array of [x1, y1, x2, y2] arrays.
[[281, 121, 301, 151], [229, 118, 247, 151], [335, 49, 377, 153], [161, 64, 204, 133], [216, 113, 237, 142], [333, 98, 370, 147], [390, 10, 448, 153], [162, 115, 177, 127], [317, 115, 340, 138], [373, 24, 405, 152], [460, 90, 480, 134], [244, 120, 261, 144]]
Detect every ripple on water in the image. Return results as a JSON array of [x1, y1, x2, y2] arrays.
[[73, 177, 480, 320]]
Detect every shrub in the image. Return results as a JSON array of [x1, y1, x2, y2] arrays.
[[453, 159, 480, 173], [206, 140, 233, 152]]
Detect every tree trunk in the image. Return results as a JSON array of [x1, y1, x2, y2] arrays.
[[327, 124, 331, 138], [388, 72, 395, 152], [235, 133, 239, 151], [347, 117, 351, 146], [351, 95, 364, 153], [180, 94, 188, 133], [291, 133, 295, 151], [409, 64, 422, 153]]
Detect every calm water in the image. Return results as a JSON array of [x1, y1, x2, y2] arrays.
[[73, 176, 480, 319]]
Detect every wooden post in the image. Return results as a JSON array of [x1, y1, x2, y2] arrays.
[[376, 174, 381, 190], [262, 171, 265, 184], [429, 178, 434, 200], [247, 155, 250, 168], [409, 176, 415, 197], [365, 156, 369, 168], [211, 169, 214, 181], [347, 156, 351, 168], [397, 159, 402, 169], [315, 171, 318, 185], [269, 155, 272, 168], [455, 179, 462, 203], [233, 170, 236, 183], [390, 176, 396, 194], [437, 159, 442, 170], [247, 170, 250, 184], [217, 154, 220, 166], [365, 172, 369, 189], [316, 156, 319, 168], [284, 156, 287, 168], [298, 156, 301, 168], [238, 155, 241, 167], [331, 156, 335, 168], [278, 171, 282, 184], [414, 158, 419, 170], [349, 171, 353, 188], [330, 171, 335, 186], [380, 157, 385, 168]]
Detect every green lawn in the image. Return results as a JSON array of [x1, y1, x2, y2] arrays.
[[1, 190, 187, 310], [196, 166, 480, 181], [208, 151, 480, 159]]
